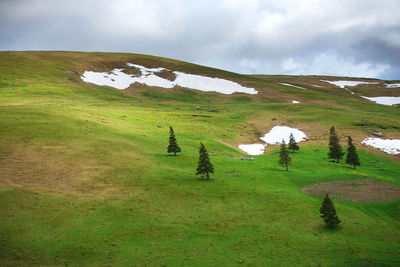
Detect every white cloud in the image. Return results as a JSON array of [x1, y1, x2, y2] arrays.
[[281, 58, 300, 72], [278, 52, 389, 78]]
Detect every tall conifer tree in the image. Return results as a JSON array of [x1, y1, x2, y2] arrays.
[[167, 126, 181, 156], [328, 126, 344, 163], [320, 194, 341, 228], [345, 136, 360, 169], [279, 139, 291, 171], [196, 143, 214, 179], [288, 133, 299, 152]]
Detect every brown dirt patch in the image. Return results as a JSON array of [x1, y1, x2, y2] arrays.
[[302, 179, 400, 203], [154, 69, 176, 81], [0, 146, 119, 198]]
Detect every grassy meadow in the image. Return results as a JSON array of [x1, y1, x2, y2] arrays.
[[0, 51, 399, 266]]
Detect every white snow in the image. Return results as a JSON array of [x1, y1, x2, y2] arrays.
[[238, 144, 266, 155], [321, 80, 379, 88], [173, 71, 257, 94], [81, 63, 258, 95], [260, 126, 307, 144], [385, 83, 400, 88], [312, 84, 322, 88], [362, 138, 400, 155], [81, 69, 138, 90], [361, 96, 400, 106], [279, 83, 307, 90], [291, 100, 300, 104], [239, 126, 308, 155]]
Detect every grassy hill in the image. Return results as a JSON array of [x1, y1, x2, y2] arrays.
[[0, 51, 399, 266]]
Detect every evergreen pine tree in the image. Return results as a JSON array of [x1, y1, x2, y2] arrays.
[[279, 139, 291, 171], [320, 194, 341, 228], [345, 136, 360, 169], [196, 142, 214, 179], [167, 126, 181, 156], [328, 126, 344, 163], [288, 133, 299, 152]]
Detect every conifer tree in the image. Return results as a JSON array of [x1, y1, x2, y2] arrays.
[[279, 139, 291, 171], [288, 133, 299, 152], [320, 194, 341, 228], [196, 142, 214, 180], [345, 136, 360, 169], [328, 126, 344, 163], [167, 126, 181, 156]]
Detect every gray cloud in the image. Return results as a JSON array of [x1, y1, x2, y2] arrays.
[[1, 0, 399, 79]]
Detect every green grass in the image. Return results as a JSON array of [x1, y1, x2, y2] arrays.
[[0, 51, 399, 266]]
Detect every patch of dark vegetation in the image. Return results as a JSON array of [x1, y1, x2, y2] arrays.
[[302, 179, 400, 203], [64, 70, 79, 76], [336, 258, 400, 267], [0, 82, 26, 88], [192, 114, 211, 118]]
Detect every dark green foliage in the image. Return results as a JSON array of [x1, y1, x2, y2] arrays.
[[346, 136, 360, 169], [288, 133, 299, 152], [279, 139, 291, 171], [167, 126, 181, 156], [328, 126, 344, 163], [196, 142, 214, 179], [320, 194, 341, 228]]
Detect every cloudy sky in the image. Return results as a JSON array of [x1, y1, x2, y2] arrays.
[[1, 0, 400, 79]]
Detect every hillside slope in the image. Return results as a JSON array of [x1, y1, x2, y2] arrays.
[[0, 51, 399, 266]]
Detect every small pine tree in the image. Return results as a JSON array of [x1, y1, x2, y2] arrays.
[[279, 139, 291, 171], [288, 133, 299, 152], [320, 194, 341, 228], [167, 126, 181, 156], [328, 126, 344, 163], [196, 142, 214, 180], [346, 136, 360, 169]]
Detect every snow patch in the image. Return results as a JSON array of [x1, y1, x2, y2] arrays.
[[279, 83, 307, 90], [81, 63, 258, 95], [361, 96, 400, 106], [321, 80, 379, 88], [260, 126, 307, 144], [173, 72, 257, 94], [312, 84, 322, 88], [81, 69, 138, 90], [385, 83, 400, 88], [238, 144, 266, 155], [239, 126, 308, 155], [362, 138, 400, 155], [291, 100, 300, 104]]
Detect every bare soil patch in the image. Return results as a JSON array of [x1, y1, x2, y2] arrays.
[[154, 69, 176, 81], [0, 146, 119, 197], [302, 179, 400, 203]]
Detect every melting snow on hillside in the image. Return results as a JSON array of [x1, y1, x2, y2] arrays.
[[238, 144, 266, 155], [385, 83, 400, 88], [362, 138, 400, 155], [260, 126, 307, 144], [239, 126, 307, 155], [81, 63, 257, 95], [292, 100, 300, 104], [321, 80, 379, 88], [279, 83, 307, 90], [361, 96, 400, 106]]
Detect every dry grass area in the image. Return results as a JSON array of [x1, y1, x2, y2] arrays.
[[302, 179, 400, 203], [155, 69, 176, 81], [0, 145, 119, 197]]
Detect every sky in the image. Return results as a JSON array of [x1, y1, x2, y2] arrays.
[[1, 0, 400, 79]]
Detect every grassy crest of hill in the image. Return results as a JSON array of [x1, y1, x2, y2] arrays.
[[0, 51, 399, 266]]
